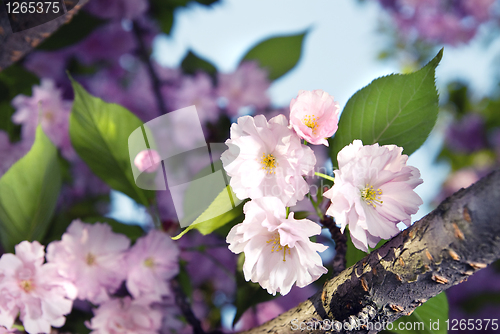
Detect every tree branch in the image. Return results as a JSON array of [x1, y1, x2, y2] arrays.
[[0, 0, 89, 71], [131, 20, 168, 115], [242, 169, 500, 334], [171, 277, 206, 334], [321, 216, 347, 275]]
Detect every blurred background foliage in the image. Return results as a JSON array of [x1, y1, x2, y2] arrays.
[[0, 0, 500, 333]]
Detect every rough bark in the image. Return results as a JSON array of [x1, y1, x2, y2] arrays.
[[241, 169, 500, 334], [321, 216, 347, 275], [0, 0, 89, 71]]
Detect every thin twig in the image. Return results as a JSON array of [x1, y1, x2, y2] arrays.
[[321, 216, 347, 275], [132, 20, 206, 334], [131, 20, 168, 115], [171, 278, 206, 334]]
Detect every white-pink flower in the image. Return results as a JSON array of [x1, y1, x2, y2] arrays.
[[0, 241, 77, 334], [134, 149, 161, 173], [221, 114, 316, 206], [289, 89, 340, 146], [227, 197, 328, 296], [323, 140, 423, 252], [46, 220, 130, 304], [11, 79, 74, 160], [125, 230, 179, 301], [216, 61, 270, 116], [86, 297, 162, 334]]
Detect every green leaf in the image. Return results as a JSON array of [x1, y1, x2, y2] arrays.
[[329, 49, 443, 166], [181, 50, 217, 75], [0, 65, 39, 140], [385, 292, 448, 334], [233, 253, 277, 325], [172, 185, 244, 240], [68, 76, 154, 206], [82, 217, 145, 242], [0, 127, 61, 251], [37, 11, 105, 51], [345, 228, 368, 267], [345, 227, 387, 267], [241, 31, 308, 80], [149, 0, 189, 35]]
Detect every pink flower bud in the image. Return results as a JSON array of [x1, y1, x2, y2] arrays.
[[134, 149, 161, 173], [289, 89, 340, 146]]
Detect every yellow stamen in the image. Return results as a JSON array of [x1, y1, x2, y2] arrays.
[[361, 185, 383, 208], [20, 280, 33, 293], [260, 153, 278, 174], [303, 115, 318, 134], [266, 233, 291, 262], [144, 257, 155, 268], [86, 253, 96, 266]]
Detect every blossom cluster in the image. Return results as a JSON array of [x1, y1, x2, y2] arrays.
[[222, 90, 333, 295], [377, 0, 498, 45], [0, 221, 179, 334], [222, 89, 424, 293]]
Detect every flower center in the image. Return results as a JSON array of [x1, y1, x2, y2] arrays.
[[44, 110, 54, 121], [260, 153, 278, 174], [86, 253, 97, 266], [144, 257, 155, 268], [303, 115, 318, 134], [361, 185, 383, 208], [266, 233, 291, 262], [19, 279, 33, 293]]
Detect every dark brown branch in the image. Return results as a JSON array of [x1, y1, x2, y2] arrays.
[[131, 20, 168, 115], [171, 277, 206, 334], [321, 216, 347, 275], [241, 169, 500, 334], [0, 0, 89, 71]]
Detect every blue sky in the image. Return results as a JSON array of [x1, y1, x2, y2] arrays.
[[110, 0, 500, 223]]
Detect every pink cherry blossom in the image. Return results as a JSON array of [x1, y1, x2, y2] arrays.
[[227, 197, 328, 295], [84, 0, 149, 20], [0, 131, 31, 178], [165, 72, 219, 124], [217, 61, 270, 116], [221, 114, 316, 206], [0, 241, 77, 334], [46, 220, 130, 304], [11, 79, 74, 160], [289, 90, 340, 146], [134, 149, 162, 173], [125, 230, 179, 301], [323, 140, 423, 252], [86, 297, 162, 334]]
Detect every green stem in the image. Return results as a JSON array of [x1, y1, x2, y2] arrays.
[[286, 207, 290, 219], [12, 324, 24, 331], [307, 193, 324, 219], [315, 172, 335, 182], [304, 140, 308, 145]]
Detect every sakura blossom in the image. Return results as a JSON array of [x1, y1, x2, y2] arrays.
[[134, 149, 162, 173], [323, 140, 423, 252], [46, 219, 130, 304], [378, 0, 497, 45], [165, 71, 219, 123], [11, 79, 74, 160], [125, 230, 179, 301], [289, 89, 340, 146], [0, 131, 31, 178], [226, 197, 328, 296], [221, 114, 316, 206], [216, 61, 270, 116], [0, 241, 77, 334], [86, 297, 162, 334]]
